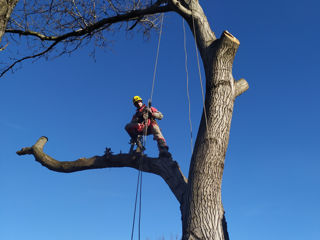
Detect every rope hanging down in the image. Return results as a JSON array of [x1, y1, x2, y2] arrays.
[[150, 13, 165, 104], [130, 13, 164, 240], [182, 19, 193, 154], [182, 11, 211, 155], [191, 14, 209, 136]]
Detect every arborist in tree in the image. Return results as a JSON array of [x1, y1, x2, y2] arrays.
[[125, 96, 170, 157]]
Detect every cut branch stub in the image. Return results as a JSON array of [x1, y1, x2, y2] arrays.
[[17, 136, 188, 205], [205, 30, 241, 97], [235, 78, 249, 97], [215, 30, 240, 69]]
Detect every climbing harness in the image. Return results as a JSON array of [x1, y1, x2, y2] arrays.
[[130, 13, 164, 240], [129, 136, 145, 155]]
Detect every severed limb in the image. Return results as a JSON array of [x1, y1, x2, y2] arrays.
[[17, 136, 188, 205], [235, 78, 249, 97]]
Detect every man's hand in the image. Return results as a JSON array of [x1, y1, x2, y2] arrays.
[[147, 108, 153, 118], [143, 107, 153, 119]]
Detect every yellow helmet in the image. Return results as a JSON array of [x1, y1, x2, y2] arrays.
[[133, 96, 142, 104]]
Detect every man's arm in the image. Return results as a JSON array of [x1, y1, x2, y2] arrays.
[[150, 107, 163, 120]]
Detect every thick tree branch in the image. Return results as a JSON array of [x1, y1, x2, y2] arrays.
[[172, 0, 216, 62], [17, 136, 188, 205]]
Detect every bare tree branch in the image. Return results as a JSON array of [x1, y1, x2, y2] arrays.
[[0, 40, 58, 77], [0, 0, 173, 77], [0, 42, 8, 51], [17, 136, 188, 205], [127, 16, 143, 30], [6, 3, 171, 41]]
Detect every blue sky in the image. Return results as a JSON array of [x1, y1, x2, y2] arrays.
[[1, 0, 320, 239]]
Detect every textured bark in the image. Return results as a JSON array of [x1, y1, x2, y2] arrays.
[[235, 78, 249, 97], [0, 0, 18, 44], [175, 1, 248, 239], [17, 136, 187, 204], [181, 30, 239, 240]]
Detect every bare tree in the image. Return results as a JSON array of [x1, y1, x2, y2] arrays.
[[12, 0, 249, 239]]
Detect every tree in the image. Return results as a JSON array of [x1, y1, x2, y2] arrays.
[[10, 0, 249, 239]]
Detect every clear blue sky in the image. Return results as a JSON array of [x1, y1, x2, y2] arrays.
[[1, 0, 320, 239]]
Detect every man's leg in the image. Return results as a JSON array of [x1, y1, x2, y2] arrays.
[[150, 124, 170, 157], [125, 123, 145, 153], [125, 123, 139, 139]]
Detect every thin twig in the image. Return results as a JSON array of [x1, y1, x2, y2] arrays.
[[0, 41, 58, 78]]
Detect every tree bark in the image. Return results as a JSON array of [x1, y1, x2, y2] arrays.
[[181, 30, 239, 240], [0, 0, 18, 45], [174, 1, 248, 239]]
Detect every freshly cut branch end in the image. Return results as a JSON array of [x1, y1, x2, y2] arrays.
[[35, 136, 48, 147], [222, 30, 240, 45]]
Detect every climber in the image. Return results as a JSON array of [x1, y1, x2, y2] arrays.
[[125, 96, 170, 157]]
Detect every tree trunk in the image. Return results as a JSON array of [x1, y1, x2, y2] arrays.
[[0, 0, 18, 44], [179, 2, 241, 240]]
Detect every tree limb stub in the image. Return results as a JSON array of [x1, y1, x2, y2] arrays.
[[16, 136, 187, 204], [207, 30, 240, 91], [211, 31, 249, 98], [235, 78, 249, 97]]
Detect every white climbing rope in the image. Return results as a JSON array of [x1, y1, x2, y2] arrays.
[[182, 18, 194, 154], [130, 13, 164, 240]]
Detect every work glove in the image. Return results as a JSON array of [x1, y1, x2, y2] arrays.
[[147, 108, 154, 118], [142, 108, 153, 119], [152, 111, 163, 120]]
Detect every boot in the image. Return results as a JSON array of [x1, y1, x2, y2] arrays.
[[129, 135, 143, 145], [158, 145, 171, 158], [129, 135, 144, 154]]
